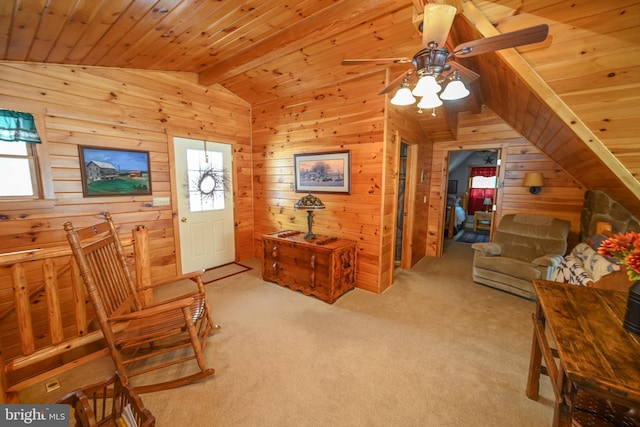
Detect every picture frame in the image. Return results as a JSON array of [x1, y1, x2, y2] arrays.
[[447, 180, 458, 194], [79, 146, 152, 197], [294, 151, 351, 194]]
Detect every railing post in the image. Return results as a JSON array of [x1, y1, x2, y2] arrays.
[[70, 258, 88, 336], [11, 263, 35, 355], [43, 259, 64, 344], [133, 225, 153, 307]]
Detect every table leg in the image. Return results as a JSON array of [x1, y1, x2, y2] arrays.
[[553, 367, 574, 427], [526, 305, 544, 400]]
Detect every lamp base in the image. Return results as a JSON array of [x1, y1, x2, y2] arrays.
[[304, 210, 316, 240], [623, 281, 640, 336]]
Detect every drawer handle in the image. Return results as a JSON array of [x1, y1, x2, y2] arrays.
[[272, 246, 278, 259], [310, 255, 315, 288], [272, 262, 277, 274]]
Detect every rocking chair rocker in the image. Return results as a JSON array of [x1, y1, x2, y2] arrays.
[[64, 213, 219, 394]]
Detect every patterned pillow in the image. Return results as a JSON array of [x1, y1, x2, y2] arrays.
[[552, 255, 593, 286], [571, 242, 620, 282]]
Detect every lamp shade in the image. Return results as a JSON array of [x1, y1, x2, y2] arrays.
[[440, 79, 470, 100], [523, 172, 544, 194], [391, 85, 416, 106], [416, 91, 443, 109], [412, 75, 441, 97], [523, 172, 544, 187], [483, 198, 492, 206], [294, 193, 325, 210]]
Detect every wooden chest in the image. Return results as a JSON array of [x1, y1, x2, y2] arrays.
[[262, 231, 357, 304]]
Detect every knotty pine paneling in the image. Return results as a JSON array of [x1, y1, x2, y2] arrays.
[[0, 62, 252, 280], [252, 72, 387, 294], [427, 107, 586, 257]]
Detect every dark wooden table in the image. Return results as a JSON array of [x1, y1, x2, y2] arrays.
[[526, 279, 640, 426]]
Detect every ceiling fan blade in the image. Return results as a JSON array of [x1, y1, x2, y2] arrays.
[[341, 58, 411, 66], [452, 24, 549, 58], [422, 4, 457, 48], [448, 61, 479, 83], [378, 69, 415, 95]]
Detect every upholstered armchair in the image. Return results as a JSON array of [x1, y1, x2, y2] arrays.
[[471, 214, 571, 299]]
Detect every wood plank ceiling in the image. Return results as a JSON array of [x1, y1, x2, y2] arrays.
[[1, 0, 638, 211]]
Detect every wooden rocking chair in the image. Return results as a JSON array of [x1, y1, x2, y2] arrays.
[[64, 213, 218, 394]]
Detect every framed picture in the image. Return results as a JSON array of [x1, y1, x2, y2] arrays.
[[294, 151, 351, 194], [79, 146, 152, 197], [447, 180, 458, 194]]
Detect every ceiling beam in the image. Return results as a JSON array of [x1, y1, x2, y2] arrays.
[[198, 0, 402, 87], [462, 1, 640, 200]]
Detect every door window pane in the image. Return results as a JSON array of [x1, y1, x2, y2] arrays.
[[186, 148, 225, 212]]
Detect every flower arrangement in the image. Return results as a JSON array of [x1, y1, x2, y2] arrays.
[[598, 231, 640, 281]]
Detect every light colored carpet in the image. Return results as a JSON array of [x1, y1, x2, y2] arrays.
[[20, 240, 554, 426]]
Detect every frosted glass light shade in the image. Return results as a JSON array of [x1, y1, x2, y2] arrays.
[[422, 4, 457, 48], [440, 80, 470, 100], [417, 92, 443, 109], [412, 75, 441, 97], [391, 86, 416, 106]]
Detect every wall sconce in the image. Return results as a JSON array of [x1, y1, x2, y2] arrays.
[[523, 172, 544, 194], [294, 193, 325, 239]]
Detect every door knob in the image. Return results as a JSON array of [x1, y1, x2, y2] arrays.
[[181, 217, 188, 222]]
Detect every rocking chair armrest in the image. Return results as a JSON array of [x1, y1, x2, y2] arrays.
[[109, 296, 196, 322], [148, 291, 200, 308], [140, 270, 205, 290]]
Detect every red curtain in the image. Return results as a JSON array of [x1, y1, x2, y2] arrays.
[[468, 167, 496, 214]]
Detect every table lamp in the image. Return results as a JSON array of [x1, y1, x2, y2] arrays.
[[294, 193, 325, 240], [483, 198, 492, 211]]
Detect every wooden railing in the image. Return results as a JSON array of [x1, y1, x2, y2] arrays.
[[0, 225, 153, 403]]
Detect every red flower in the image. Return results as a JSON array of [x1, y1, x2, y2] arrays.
[[598, 231, 640, 281]]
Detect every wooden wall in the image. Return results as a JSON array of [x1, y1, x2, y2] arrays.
[[427, 107, 585, 257], [0, 62, 252, 281], [251, 72, 388, 294]]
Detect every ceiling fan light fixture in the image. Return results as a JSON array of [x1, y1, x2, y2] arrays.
[[440, 79, 469, 100], [412, 74, 441, 97], [421, 4, 457, 49], [416, 92, 443, 109], [390, 84, 416, 106]]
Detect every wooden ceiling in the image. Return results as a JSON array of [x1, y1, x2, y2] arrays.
[[1, 0, 638, 209]]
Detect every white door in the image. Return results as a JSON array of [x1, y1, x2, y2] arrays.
[[173, 137, 235, 273]]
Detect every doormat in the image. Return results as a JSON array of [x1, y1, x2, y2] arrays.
[[454, 230, 489, 244], [201, 262, 252, 284]]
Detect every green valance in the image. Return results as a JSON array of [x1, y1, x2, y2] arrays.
[[0, 109, 41, 144]]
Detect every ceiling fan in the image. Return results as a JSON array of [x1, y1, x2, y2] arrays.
[[342, 2, 549, 113]]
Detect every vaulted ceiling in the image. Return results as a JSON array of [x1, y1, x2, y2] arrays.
[[1, 0, 638, 212]]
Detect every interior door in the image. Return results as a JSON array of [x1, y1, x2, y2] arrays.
[[173, 136, 235, 273]]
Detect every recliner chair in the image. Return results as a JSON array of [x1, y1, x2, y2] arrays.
[[471, 214, 571, 299]]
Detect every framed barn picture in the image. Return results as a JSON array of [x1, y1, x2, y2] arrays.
[[294, 151, 351, 194], [79, 146, 152, 197]]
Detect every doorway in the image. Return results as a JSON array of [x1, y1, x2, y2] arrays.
[[172, 136, 235, 273], [443, 149, 499, 252], [395, 142, 408, 267]]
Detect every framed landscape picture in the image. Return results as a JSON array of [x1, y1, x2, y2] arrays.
[[294, 151, 351, 194], [79, 146, 152, 197]]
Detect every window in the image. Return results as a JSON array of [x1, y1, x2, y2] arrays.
[[186, 148, 226, 212], [468, 166, 496, 214], [0, 140, 39, 197], [0, 108, 54, 207]]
